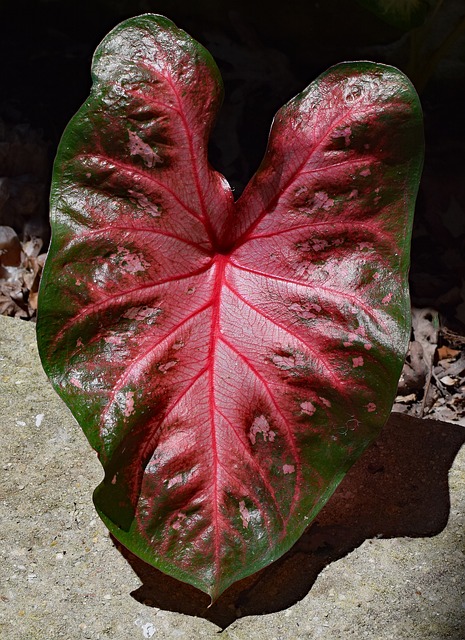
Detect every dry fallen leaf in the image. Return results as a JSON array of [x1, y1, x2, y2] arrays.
[[437, 345, 461, 360], [0, 229, 46, 320]]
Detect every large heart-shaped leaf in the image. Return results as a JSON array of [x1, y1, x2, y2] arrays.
[[37, 14, 423, 600]]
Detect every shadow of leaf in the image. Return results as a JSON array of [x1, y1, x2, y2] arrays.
[[110, 413, 465, 629]]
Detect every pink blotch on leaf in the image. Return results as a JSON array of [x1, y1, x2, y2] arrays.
[[283, 464, 295, 474], [272, 352, 305, 371], [158, 360, 177, 373], [344, 332, 358, 347], [314, 191, 334, 211], [366, 403, 377, 412], [352, 357, 364, 368], [124, 391, 135, 417], [239, 500, 251, 528], [382, 293, 393, 304], [249, 415, 276, 444], [123, 306, 161, 321], [128, 190, 161, 217], [104, 335, 124, 346], [172, 513, 186, 531], [289, 302, 316, 320], [115, 247, 149, 274], [312, 239, 329, 252], [300, 401, 316, 416], [128, 130, 162, 167], [167, 474, 183, 489], [70, 376, 83, 389]]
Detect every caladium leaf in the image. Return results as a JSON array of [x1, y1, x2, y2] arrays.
[[37, 14, 424, 600]]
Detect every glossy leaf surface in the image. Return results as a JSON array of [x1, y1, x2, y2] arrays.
[[37, 14, 424, 599]]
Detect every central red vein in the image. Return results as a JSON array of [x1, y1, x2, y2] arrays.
[[208, 255, 229, 584]]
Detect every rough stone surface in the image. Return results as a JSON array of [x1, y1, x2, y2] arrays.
[[1, 314, 464, 639]]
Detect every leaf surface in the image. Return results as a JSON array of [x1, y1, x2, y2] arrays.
[[37, 14, 424, 599]]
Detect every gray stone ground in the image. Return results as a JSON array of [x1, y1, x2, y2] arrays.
[[1, 314, 464, 640]]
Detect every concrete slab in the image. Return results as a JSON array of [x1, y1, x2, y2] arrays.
[[1, 314, 464, 639]]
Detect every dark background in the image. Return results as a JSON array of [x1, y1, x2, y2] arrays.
[[1, 0, 464, 326]]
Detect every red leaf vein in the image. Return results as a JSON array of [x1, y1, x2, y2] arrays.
[[224, 281, 343, 389]]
